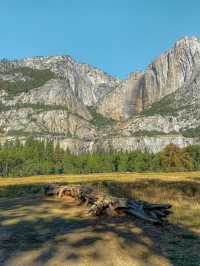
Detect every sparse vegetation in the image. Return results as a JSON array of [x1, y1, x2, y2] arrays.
[[5, 103, 68, 112], [141, 92, 193, 118], [142, 94, 177, 116], [0, 66, 56, 97], [131, 130, 179, 137], [181, 126, 200, 138], [6, 129, 67, 138], [89, 106, 116, 127], [0, 102, 69, 112]]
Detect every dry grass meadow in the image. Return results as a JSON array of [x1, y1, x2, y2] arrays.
[[0, 172, 200, 266]]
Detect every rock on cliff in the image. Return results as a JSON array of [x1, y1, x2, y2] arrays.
[[0, 36, 200, 153], [97, 36, 200, 120]]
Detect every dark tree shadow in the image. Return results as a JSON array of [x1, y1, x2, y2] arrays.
[[0, 179, 200, 266]]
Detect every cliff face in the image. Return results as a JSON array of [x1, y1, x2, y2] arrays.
[[97, 36, 200, 120], [0, 55, 119, 141], [0, 36, 200, 153], [17, 56, 122, 106]]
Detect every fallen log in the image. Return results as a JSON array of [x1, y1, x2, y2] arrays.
[[44, 184, 172, 224]]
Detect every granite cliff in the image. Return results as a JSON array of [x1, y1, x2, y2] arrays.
[[0, 36, 199, 153]]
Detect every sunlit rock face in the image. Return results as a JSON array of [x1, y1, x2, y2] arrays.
[[0, 55, 119, 142], [0, 36, 200, 153], [18, 55, 122, 106], [97, 36, 200, 120]]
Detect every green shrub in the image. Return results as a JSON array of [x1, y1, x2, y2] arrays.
[[181, 127, 200, 138], [89, 107, 116, 127], [142, 94, 176, 116]]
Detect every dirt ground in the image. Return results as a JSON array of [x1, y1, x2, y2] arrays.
[[0, 195, 200, 266]]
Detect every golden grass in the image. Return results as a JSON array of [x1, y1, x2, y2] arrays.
[[1, 171, 200, 232], [1, 171, 200, 187]]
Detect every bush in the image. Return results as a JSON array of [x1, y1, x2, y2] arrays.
[[181, 127, 200, 138], [88, 107, 116, 127], [158, 143, 193, 171]]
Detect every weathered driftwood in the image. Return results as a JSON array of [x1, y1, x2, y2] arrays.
[[44, 184, 172, 224]]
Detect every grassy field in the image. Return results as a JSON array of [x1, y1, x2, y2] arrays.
[[1, 172, 200, 266]]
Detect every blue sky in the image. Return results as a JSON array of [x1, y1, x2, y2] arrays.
[[1, 0, 200, 78]]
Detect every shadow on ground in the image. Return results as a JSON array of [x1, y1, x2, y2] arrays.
[[0, 179, 200, 266]]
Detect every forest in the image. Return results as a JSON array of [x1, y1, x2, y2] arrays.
[[0, 138, 200, 177]]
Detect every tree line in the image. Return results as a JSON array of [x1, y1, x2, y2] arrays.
[[0, 138, 200, 177]]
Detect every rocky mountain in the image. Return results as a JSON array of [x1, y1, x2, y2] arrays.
[[97, 36, 200, 119], [0, 36, 200, 153]]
